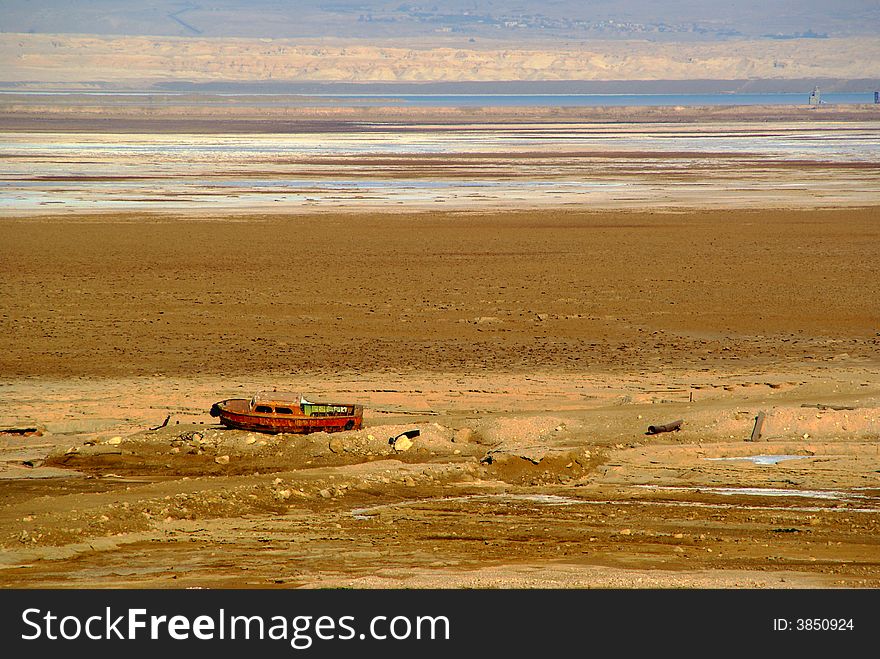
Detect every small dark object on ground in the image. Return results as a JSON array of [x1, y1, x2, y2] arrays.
[[748, 411, 766, 442], [0, 427, 42, 437], [149, 414, 171, 431], [388, 429, 421, 445], [800, 403, 857, 411], [646, 419, 683, 435]]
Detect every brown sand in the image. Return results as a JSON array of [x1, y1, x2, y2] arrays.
[[1, 208, 878, 378], [1, 207, 879, 588]]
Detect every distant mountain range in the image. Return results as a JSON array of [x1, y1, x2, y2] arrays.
[[2, 0, 877, 41]]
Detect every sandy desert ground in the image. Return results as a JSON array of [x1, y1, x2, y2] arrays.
[[1, 105, 879, 588]]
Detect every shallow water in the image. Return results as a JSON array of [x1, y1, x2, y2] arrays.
[[350, 488, 880, 521], [704, 454, 810, 465], [2, 124, 878, 212], [633, 484, 875, 504], [1, 91, 875, 107]]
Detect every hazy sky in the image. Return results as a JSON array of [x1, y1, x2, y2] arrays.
[[2, 1, 878, 40]]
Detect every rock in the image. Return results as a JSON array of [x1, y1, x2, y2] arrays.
[[275, 489, 291, 501], [453, 449, 461, 455], [329, 437, 345, 454], [393, 436, 414, 452], [273, 477, 283, 485], [454, 427, 474, 443], [107, 436, 123, 445], [214, 455, 230, 465], [169, 447, 180, 454], [536, 313, 548, 321], [403, 476, 416, 487], [367, 434, 376, 441], [318, 489, 332, 499], [620, 529, 632, 535], [245, 437, 257, 445]]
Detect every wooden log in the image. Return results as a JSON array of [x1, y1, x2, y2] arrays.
[[149, 414, 171, 431], [749, 411, 765, 442], [0, 427, 42, 437], [646, 419, 683, 435], [800, 403, 857, 411]]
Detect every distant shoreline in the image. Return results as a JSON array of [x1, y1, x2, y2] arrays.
[[2, 99, 878, 134], [3, 78, 879, 95]]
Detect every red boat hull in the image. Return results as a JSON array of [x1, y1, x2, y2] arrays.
[[210, 398, 363, 435]]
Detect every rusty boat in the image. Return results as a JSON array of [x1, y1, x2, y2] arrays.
[[210, 391, 363, 434]]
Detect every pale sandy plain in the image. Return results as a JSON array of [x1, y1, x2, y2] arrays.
[[0, 101, 879, 588]]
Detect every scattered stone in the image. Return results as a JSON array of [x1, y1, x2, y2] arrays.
[[107, 436, 123, 446], [214, 455, 230, 465], [393, 436, 414, 452]]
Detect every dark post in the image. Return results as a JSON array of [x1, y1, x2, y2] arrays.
[[749, 411, 765, 442]]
